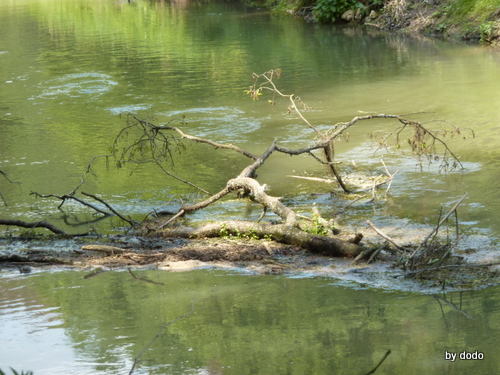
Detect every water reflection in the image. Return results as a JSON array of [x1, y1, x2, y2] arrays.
[[1, 269, 500, 374]]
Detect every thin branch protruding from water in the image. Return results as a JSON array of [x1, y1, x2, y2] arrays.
[[128, 295, 197, 375]]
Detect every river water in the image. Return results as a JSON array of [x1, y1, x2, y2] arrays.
[[1, 0, 500, 373]]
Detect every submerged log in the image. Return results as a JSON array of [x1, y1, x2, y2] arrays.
[[159, 221, 361, 258]]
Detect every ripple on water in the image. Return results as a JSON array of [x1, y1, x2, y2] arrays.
[[161, 106, 264, 142], [106, 104, 153, 115], [37, 72, 118, 100]]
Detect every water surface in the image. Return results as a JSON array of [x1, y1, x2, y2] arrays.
[[1, 269, 500, 374]]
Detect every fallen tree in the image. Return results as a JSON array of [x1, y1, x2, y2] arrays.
[[1, 70, 474, 262], [154, 221, 362, 258]]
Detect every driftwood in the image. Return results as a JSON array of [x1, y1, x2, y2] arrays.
[[159, 221, 361, 258], [81, 244, 127, 254]]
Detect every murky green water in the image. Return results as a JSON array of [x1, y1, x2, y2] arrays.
[[2, 0, 500, 373], [2, 269, 500, 374]]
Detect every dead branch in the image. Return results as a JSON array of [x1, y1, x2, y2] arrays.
[[0, 219, 66, 235], [323, 141, 350, 192], [381, 159, 399, 197], [30, 191, 111, 215], [365, 350, 392, 375], [129, 114, 258, 160], [351, 243, 386, 265], [368, 245, 385, 263], [159, 141, 296, 229], [406, 193, 468, 268], [238, 139, 276, 178], [0, 169, 21, 185], [68, 155, 111, 196], [81, 192, 138, 226], [366, 220, 408, 252], [154, 161, 211, 195], [159, 175, 296, 230], [434, 234, 465, 268], [335, 195, 366, 217]]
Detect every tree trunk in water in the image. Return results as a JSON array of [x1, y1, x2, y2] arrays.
[[158, 221, 361, 258]]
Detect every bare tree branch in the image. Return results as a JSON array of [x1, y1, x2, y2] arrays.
[[30, 191, 111, 215], [128, 114, 258, 160], [81, 192, 138, 226], [0, 219, 66, 235], [366, 220, 408, 252]]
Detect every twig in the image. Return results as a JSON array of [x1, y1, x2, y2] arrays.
[[142, 116, 258, 161], [365, 349, 391, 375], [380, 159, 399, 197], [366, 220, 408, 252], [159, 208, 186, 229], [128, 296, 196, 375], [68, 155, 111, 196], [434, 234, 465, 268], [287, 175, 335, 183], [127, 268, 165, 285], [30, 192, 111, 215], [256, 71, 323, 136], [351, 247, 377, 265], [81, 192, 138, 226], [406, 193, 468, 267], [368, 244, 386, 263], [154, 161, 211, 195]]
